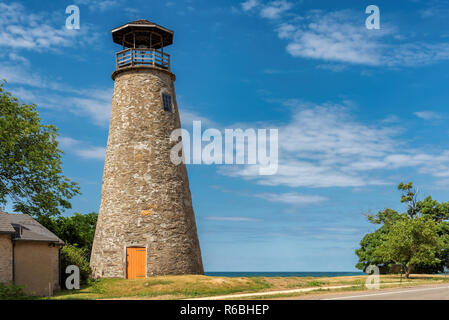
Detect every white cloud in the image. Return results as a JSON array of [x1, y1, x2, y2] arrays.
[[57, 136, 106, 160], [0, 2, 93, 52], [0, 1, 110, 128], [219, 102, 449, 188], [75, 146, 107, 160], [381, 115, 401, 124], [180, 109, 215, 127], [241, 0, 260, 11], [8, 53, 29, 65], [0, 64, 46, 88], [279, 11, 387, 66], [75, 0, 121, 12], [260, 0, 292, 20], [419, 5, 449, 19], [58, 136, 81, 149], [252, 9, 449, 67], [254, 192, 328, 204], [421, 7, 438, 18], [1, 62, 112, 127], [414, 111, 442, 120], [276, 23, 296, 39], [239, 0, 292, 19], [69, 94, 112, 127]]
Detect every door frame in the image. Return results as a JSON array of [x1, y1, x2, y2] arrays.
[[123, 245, 148, 279]]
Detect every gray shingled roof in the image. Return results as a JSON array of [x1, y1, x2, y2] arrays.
[[0, 211, 15, 234], [0, 211, 63, 244]]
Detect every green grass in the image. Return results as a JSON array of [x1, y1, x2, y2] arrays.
[[305, 280, 325, 287], [33, 273, 449, 300], [48, 275, 273, 300]]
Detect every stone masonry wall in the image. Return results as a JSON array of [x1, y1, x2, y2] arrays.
[[90, 66, 204, 278], [0, 234, 13, 284]]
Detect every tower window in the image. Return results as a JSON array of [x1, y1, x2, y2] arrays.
[[162, 93, 172, 112]]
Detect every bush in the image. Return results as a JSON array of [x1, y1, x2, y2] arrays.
[[60, 244, 92, 286], [0, 283, 26, 299]]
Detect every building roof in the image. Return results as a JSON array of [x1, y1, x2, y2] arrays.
[[111, 19, 174, 49], [0, 211, 63, 244], [0, 210, 15, 234]]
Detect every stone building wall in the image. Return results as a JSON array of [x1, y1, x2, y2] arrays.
[[0, 234, 13, 284], [90, 66, 204, 278]]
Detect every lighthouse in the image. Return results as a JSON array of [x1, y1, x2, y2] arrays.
[[90, 20, 204, 278]]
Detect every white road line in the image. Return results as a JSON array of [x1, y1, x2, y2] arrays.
[[322, 285, 449, 300]]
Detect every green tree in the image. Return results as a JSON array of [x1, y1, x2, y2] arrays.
[[38, 213, 97, 283], [0, 82, 80, 217], [38, 212, 98, 256], [375, 217, 443, 278], [356, 182, 449, 275], [355, 225, 390, 272], [356, 208, 404, 272], [418, 195, 449, 222], [398, 182, 419, 218]]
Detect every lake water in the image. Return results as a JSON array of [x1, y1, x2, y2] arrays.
[[205, 272, 364, 278]]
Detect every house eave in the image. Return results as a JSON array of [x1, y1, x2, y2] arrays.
[[12, 238, 64, 245], [0, 231, 15, 235]]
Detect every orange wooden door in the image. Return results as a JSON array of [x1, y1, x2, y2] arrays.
[[126, 247, 146, 279]]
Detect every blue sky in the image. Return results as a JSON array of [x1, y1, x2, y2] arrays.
[[1, 0, 449, 271]]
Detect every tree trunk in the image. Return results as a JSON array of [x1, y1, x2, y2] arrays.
[[406, 264, 413, 279], [401, 264, 409, 279]]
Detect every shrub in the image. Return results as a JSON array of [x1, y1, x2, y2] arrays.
[[60, 244, 92, 286], [0, 283, 26, 299]]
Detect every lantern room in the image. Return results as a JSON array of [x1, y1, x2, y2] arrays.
[[111, 19, 174, 71]]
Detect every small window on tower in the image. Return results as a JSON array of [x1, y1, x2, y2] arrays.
[[162, 93, 172, 112]]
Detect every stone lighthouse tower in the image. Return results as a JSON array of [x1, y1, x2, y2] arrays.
[[90, 20, 204, 278]]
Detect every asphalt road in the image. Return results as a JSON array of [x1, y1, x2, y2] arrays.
[[290, 284, 449, 300]]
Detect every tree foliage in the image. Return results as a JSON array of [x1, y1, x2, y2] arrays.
[[38, 212, 98, 256], [39, 212, 98, 284], [356, 182, 449, 276], [375, 217, 443, 278], [60, 244, 92, 285], [355, 224, 390, 271], [0, 82, 80, 217]]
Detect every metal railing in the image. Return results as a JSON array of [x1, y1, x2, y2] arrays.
[[115, 48, 170, 71]]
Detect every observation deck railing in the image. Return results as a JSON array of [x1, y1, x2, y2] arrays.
[[116, 48, 170, 71]]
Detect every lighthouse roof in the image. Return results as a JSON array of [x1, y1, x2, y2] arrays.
[[112, 19, 174, 49]]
